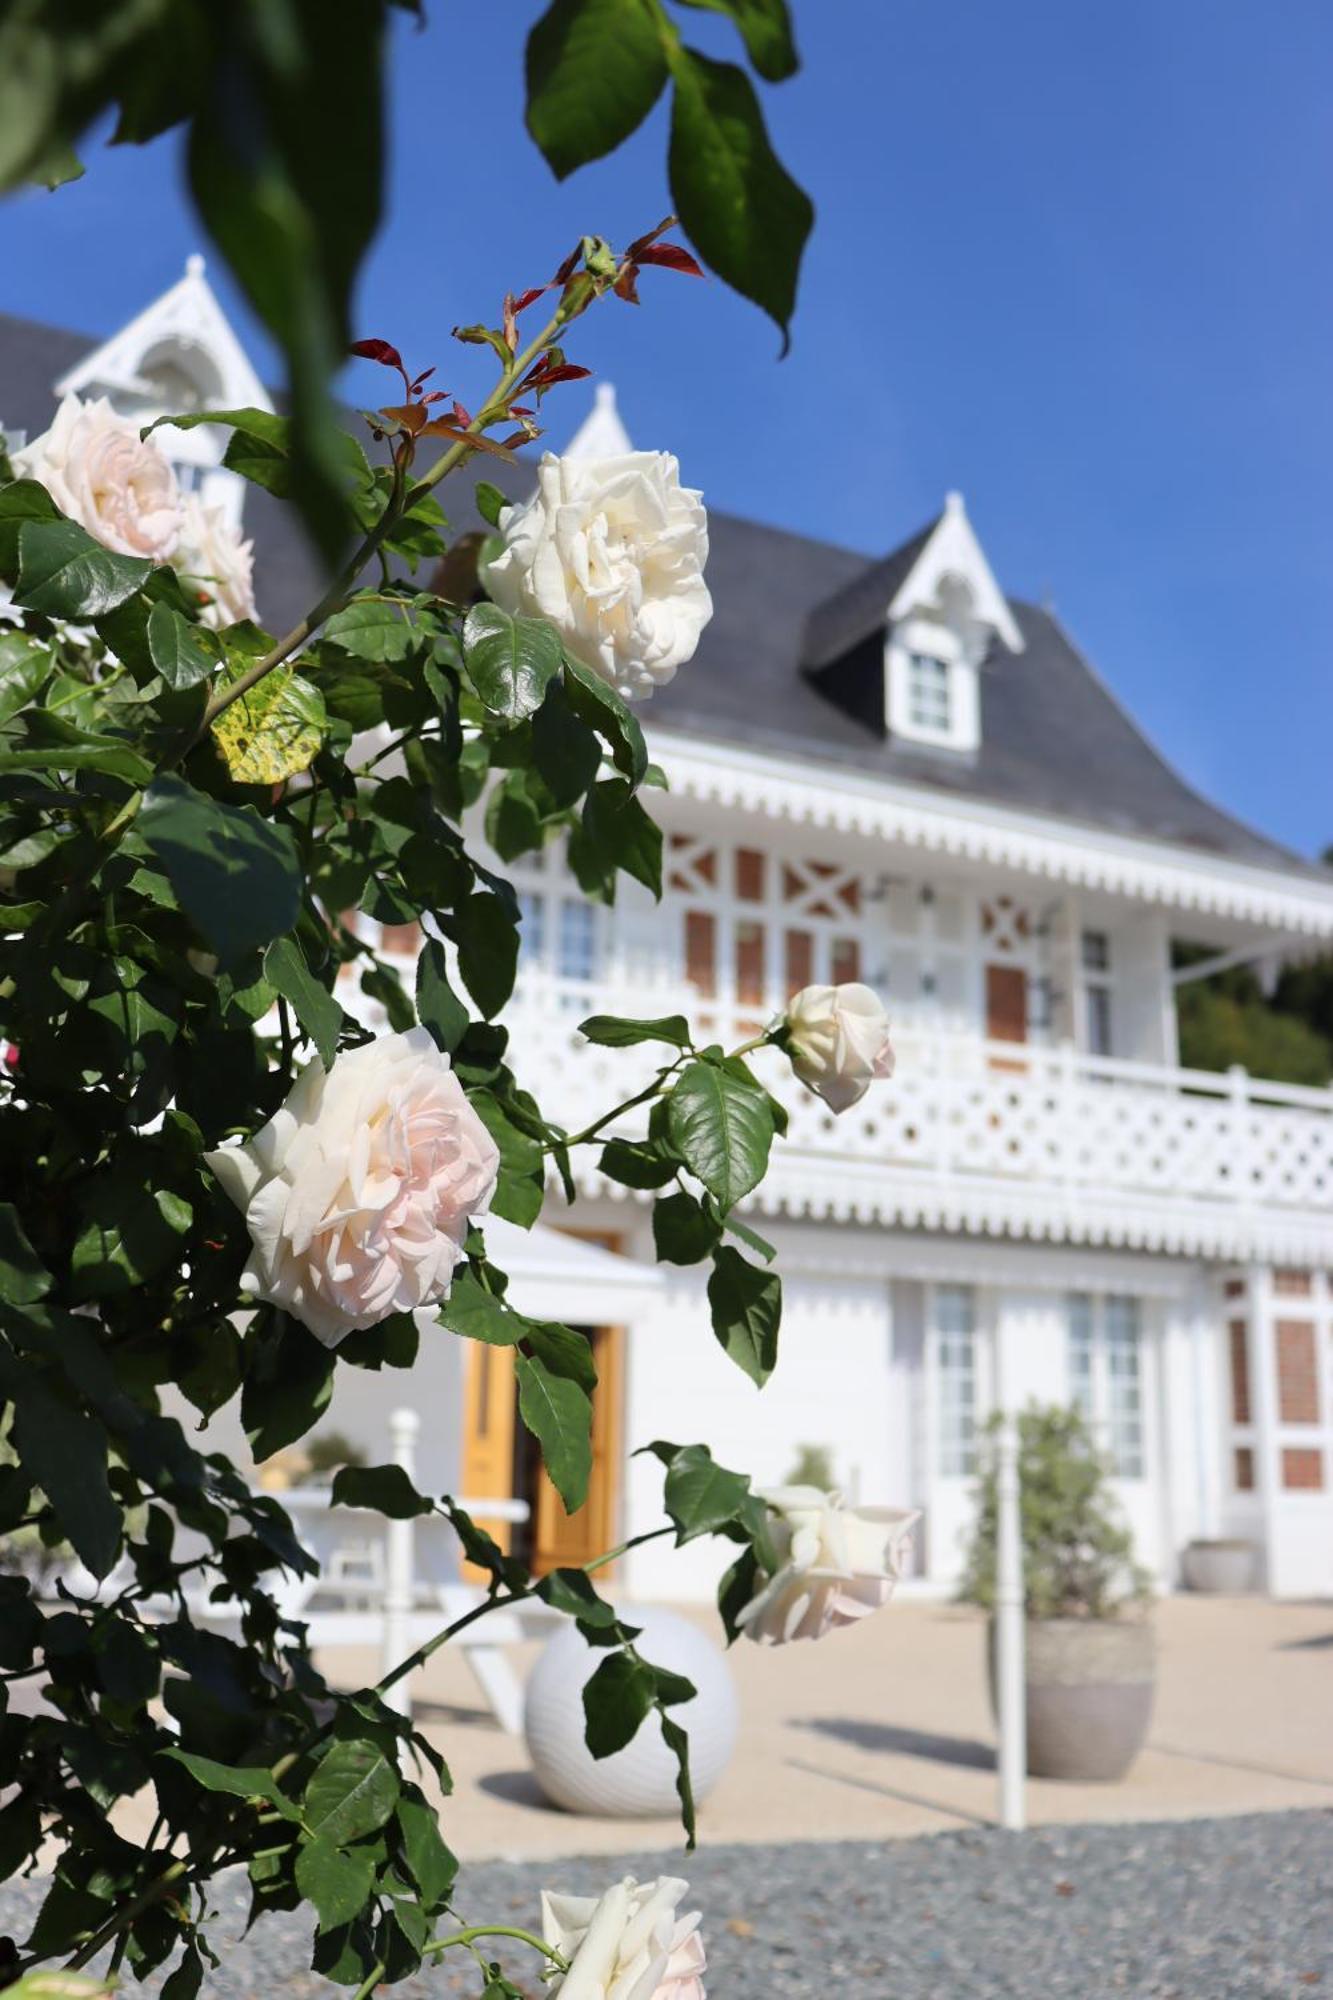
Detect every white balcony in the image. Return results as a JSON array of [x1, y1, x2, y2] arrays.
[[505, 974, 1333, 1264]]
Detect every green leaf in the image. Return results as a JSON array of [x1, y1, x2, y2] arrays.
[[330, 1464, 432, 1519], [139, 775, 302, 965], [415, 938, 469, 1054], [453, 891, 519, 1020], [570, 777, 662, 900], [396, 1791, 457, 1906], [581, 1648, 655, 1758], [162, 1750, 300, 1818], [659, 1710, 697, 1848], [463, 602, 563, 722], [0, 1204, 50, 1306], [296, 1837, 376, 1933], [212, 664, 326, 783], [242, 1313, 336, 1461], [597, 1137, 679, 1190], [667, 1060, 774, 1209], [264, 937, 343, 1067], [14, 519, 153, 618], [474, 482, 507, 529], [515, 1351, 592, 1511], [304, 1738, 399, 1846], [652, 1189, 721, 1266], [1, 1357, 119, 1578], [667, 46, 813, 349], [524, 1320, 597, 1394], [562, 655, 648, 785], [525, 0, 669, 180], [440, 1267, 527, 1346], [70, 1178, 192, 1299], [323, 598, 418, 662], [676, 0, 798, 80], [661, 1442, 754, 1540], [531, 680, 603, 807], [578, 1013, 691, 1048], [706, 1245, 781, 1385], [147, 601, 215, 691]]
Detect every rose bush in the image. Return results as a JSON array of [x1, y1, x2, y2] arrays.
[[0, 5, 906, 1993], [482, 450, 712, 699]]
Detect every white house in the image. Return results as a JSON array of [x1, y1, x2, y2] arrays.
[[6, 266, 1333, 1603]]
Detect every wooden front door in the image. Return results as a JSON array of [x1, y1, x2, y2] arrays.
[[458, 1324, 623, 1581], [985, 963, 1028, 1070]]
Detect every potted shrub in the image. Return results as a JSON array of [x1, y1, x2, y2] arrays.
[[960, 1404, 1154, 1781]]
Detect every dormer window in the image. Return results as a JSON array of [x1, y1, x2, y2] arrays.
[[908, 653, 952, 734]]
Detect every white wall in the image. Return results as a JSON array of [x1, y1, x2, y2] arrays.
[[620, 1264, 894, 1602]]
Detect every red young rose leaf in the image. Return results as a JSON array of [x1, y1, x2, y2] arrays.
[[636, 242, 705, 278], [351, 338, 404, 369]]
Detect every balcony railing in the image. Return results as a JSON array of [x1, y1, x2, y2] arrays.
[[503, 973, 1333, 1220]]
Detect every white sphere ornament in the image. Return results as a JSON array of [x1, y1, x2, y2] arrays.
[[523, 1606, 738, 1818]]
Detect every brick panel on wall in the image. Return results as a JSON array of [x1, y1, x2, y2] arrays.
[[1276, 1320, 1321, 1426], [1234, 1446, 1255, 1491], [1282, 1447, 1324, 1491], [1274, 1268, 1314, 1297], [1229, 1319, 1251, 1425]]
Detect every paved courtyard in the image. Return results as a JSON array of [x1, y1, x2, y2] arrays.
[[319, 1593, 1333, 1862]]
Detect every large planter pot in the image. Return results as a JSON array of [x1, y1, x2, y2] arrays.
[[990, 1616, 1155, 1781], [1180, 1538, 1256, 1594]]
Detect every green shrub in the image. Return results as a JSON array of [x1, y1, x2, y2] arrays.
[[958, 1404, 1151, 1620]]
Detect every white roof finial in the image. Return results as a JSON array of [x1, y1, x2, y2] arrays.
[[186, 252, 206, 280], [563, 381, 633, 460], [944, 488, 965, 516]]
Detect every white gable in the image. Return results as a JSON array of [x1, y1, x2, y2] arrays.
[[53, 256, 272, 528], [889, 491, 1024, 655], [562, 382, 632, 460], [55, 254, 271, 417]]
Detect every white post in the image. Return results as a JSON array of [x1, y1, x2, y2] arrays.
[[381, 1407, 419, 1721], [994, 1317, 1027, 1831]]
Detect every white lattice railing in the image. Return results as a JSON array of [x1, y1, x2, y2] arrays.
[[501, 972, 1333, 1219]]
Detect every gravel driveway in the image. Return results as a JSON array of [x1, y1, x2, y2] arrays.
[[5, 1810, 1329, 1998]]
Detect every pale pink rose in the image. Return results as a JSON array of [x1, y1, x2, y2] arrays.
[[204, 1027, 499, 1348], [785, 981, 894, 1113], [16, 393, 182, 561], [177, 493, 257, 627], [737, 1486, 918, 1646], [543, 1877, 705, 2000]]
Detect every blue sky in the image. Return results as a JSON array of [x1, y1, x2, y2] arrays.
[[3, 0, 1331, 856]]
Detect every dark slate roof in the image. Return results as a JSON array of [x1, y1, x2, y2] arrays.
[[0, 310, 1319, 879], [646, 508, 1323, 878]]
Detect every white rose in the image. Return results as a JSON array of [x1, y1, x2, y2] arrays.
[[203, 1027, 499, 1349], [15, 393, 182, 562], [737, 1486, 918, 1646], [543, 1876, 706, 2000], [177, 493, 257, 628], [784, 981, 894, 1113], [480, 450, 712, 700]]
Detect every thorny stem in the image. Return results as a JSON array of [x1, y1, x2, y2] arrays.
[[556, 1026, 780, 1153], [186, 286, 590, 752], [423, 1925, 569, 1971]]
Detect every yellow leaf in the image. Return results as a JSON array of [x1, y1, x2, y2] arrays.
[[211, 666, 326, 784]]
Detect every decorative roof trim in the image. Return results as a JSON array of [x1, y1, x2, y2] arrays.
[[651, 730, 1333, 936], [55, 255, 272, 415], [575, 1160, 1333, 1268]]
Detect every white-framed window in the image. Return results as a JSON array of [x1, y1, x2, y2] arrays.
[[908, 653, 952, 734], [935, 1283, 978, 1476], [517, 889, 546, 963], [557, 898, 597, 983], [1081, 929, 1114, 1057], [1066, 1292, 1145, 1477]]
